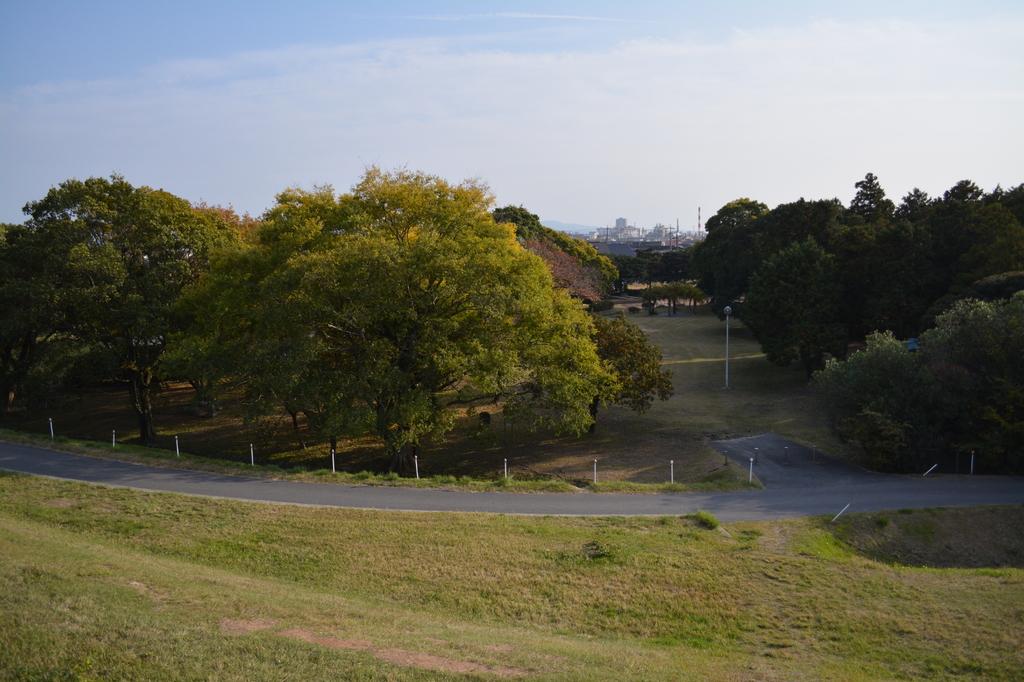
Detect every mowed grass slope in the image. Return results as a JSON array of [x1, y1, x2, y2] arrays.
[[1, 473, 1022, 680]]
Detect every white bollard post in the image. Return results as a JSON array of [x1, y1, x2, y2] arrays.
[[112, 430, 116, 448], [670, 459, 674, 483], [748, 457, 753, 483], [414, 455, 420, 480], [831, 503, 851, 523], [504, 458, 508, 479], [48, 418, 54, 440], [970, 452, 975, 475], [593, 459, 598, 484], [250, 443, 254, 466], [923, 463, 938, 477], [331, 448, 336, 474], [175, 435, 180, 457], [753, 446, 759, 464]]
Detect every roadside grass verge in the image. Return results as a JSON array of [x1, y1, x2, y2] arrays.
[[1, 428, 753, 494], [1, 473, 1022, 680], [590, 465, 759, 493], [0, 427, 579, 492]]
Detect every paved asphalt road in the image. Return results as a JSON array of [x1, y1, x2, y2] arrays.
[[1, 438, 1022, 521]]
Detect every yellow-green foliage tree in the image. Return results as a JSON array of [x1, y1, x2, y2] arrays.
[[179, 170, 614, 471], [589, 315, 673, 427]]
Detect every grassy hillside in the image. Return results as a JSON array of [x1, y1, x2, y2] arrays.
[[833, 506, 1024, 568], [1, 473, 1021, 680]]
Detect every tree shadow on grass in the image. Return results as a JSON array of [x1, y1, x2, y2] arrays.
[[828, 506, 1024, 568]]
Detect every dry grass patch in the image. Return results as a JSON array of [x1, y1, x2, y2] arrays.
[[3, 306, 842, 487]]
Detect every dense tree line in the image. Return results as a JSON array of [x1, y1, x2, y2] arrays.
[[816, 295, 1024, 473], [692, 174, 1024, 470], [610, 249, 691, 291], [2, 172, 674, 472], [693, 174, 1024, 374], [640, 282, 706, 315]]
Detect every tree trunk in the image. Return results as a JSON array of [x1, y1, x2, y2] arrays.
[[128, 372, 156, 444], [588, 396, 600, 434], [1, 382, 14, 421], [388, 442, 415, 474], [1, 333, 36, 421], [799, 347, 818, 379]]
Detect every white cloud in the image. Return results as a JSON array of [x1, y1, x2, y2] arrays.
[[2, 17, 1022, 225]]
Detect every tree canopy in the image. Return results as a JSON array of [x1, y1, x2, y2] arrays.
[[693, 173, 1024, 352], [816, 294, 1024, 473], [744, 238, 847, 376], [590, 314, 672, 424], [7, 176, 239, 440], [181, 170, 614, 471], [492, 204, 617, 298]]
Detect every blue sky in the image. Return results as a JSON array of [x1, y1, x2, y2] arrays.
[[2, 1, 1022, 227]]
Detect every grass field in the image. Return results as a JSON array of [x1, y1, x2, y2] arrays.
[[5, 300, 846, 486], [1, 473, 1021, 680]]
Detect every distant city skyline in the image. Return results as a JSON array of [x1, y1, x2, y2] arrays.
[[2, 1, 1022, 225]]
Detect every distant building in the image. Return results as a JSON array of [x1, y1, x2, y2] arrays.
[[588, 215, 706, 251]]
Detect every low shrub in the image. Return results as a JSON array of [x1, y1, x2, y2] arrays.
[[691, 510, 720, 530]]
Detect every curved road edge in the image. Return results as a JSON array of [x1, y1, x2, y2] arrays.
[[1, 440, 1023, 520]]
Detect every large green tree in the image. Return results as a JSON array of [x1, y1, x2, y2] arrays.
[[817, 294, 1024, 473], [814, 331, 942, 472], [920, 294, 1024, 472], [847, 172, 895, 223], [0, 223, 67, 417], [690, 198, 767, 309], [743, 238, 847, 377], [703, 198, 768, 233], [190, 171, 613, 471], [21, 176, 238, 442], [589, 314, 672, 428]]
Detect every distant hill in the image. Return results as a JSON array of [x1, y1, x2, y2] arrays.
[[540, 219, 601, 235]]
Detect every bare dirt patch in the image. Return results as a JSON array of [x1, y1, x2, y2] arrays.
[[126, 580, 168, 603], [278, 627, 526, 677], [219, 618, 278, 635], [374, 648, 525, 677], [756, 523, 798, 554], [44, 498, 77, 508], [484, 643, 514, 654]]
